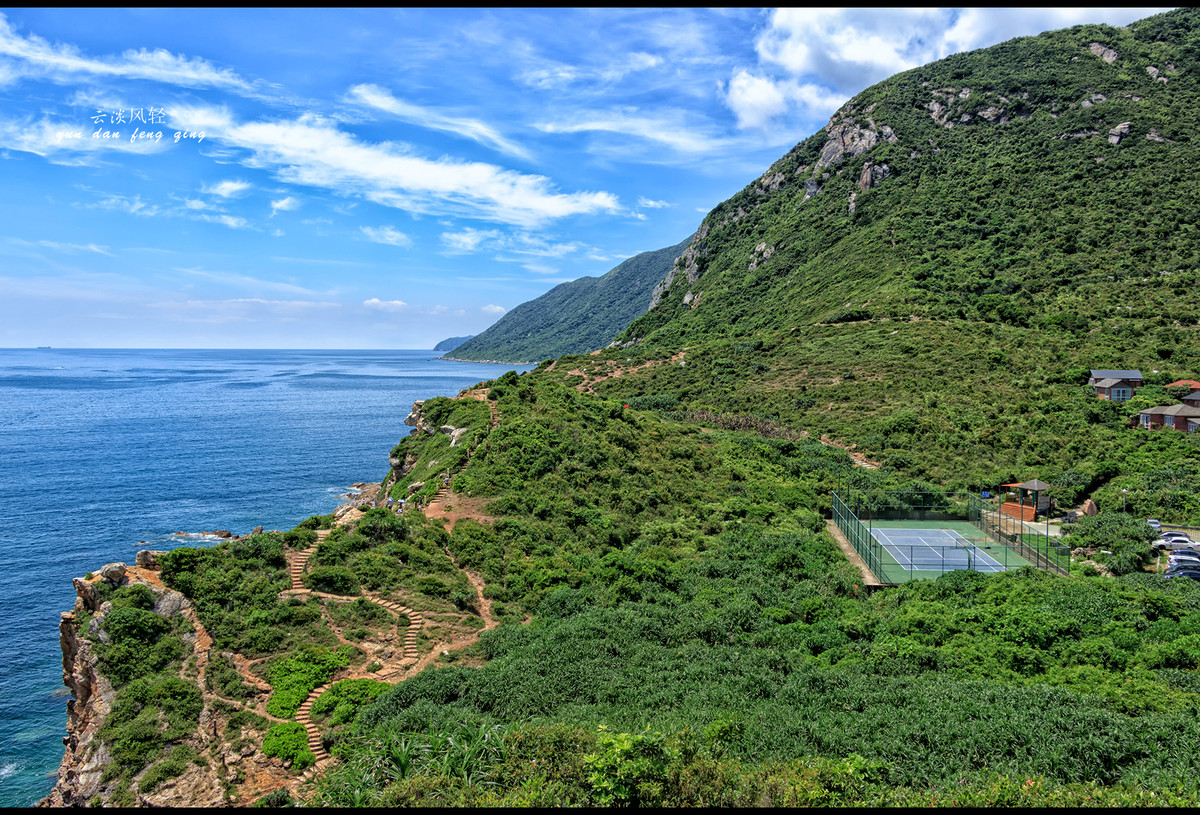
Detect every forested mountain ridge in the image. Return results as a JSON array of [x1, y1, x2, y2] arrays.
[[444, 236, 691, 363], [623, 10, 1200, 345], [539, 7, 1200, 511]]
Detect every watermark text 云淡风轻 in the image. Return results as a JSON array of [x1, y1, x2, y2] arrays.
[[53, 108, 205, 144]]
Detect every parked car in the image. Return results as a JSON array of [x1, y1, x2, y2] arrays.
[[1164, 565, 1200, 577], [1168, 552, 1200, 565], [1153, 535, 1198, 550], [1166, 571, 1200, 581], [1147, 519, 1162, 531], [1161, 530, 1193, 541]]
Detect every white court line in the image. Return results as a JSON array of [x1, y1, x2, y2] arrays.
[[873, 528, 988, 571]]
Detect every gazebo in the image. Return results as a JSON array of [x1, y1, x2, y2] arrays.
[[999, 478, 1051, 521]]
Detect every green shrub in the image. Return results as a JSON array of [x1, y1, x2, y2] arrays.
[[265, 645, 354, 718], [261, 722, 316, 770], [584, 726, 675, 807], [303, 566, 360, 595]]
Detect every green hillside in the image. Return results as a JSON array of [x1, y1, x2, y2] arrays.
[[75, 9, 1200, 810], [623, 10, 1200, 343], [444, 236, 691, 363], [548, 8, 1200, 512]]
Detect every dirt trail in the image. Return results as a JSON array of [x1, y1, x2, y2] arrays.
[[421, 387, 500, 531], [548, 350, 686, 395], [815, 432, 881, 469]]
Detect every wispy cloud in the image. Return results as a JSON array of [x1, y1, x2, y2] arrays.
[[360, 225, 413, 247], [0, 115, 172, 163], [170, 106, 620, 228], [270, 195, 300, 216], [175, 266, 317, 296], [345, 83, 531, 160], [88, 193, 162, 217], [203, 179, 251, 198], [363, 297, 407, 311], [8, 237, 113, 255], [535, 109, 735, 155], [194, 213, 250, 229], [481, 304, 505, 314], [0, 12, 271, 96], [517, 50, 664, 90], [440, 227, 582, 259]]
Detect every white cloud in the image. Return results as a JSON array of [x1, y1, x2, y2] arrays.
[[270, 196, 300, 216], [89, 193, 161, 217], [440, 227, 581, 259], [725, 69, 789, 130], [0, 115, 173, 162], [536, 109, 734, 154], [345, 83, 531, 160], [9, 237, 113, 255], [724, 70, 846, 130], [360, 225, 413, 247], [726, 7, 1167, 132], [363, 297, 408, 311], [517, 50, 665, 90], [203, 179, 251, 198], [0, 12, 267, 95], [441, 227, 501, 253], [637, 196, 670, 209], [481, 304, 505, 314], [169, 107, 620, 228], [195, 213, 250, 229]]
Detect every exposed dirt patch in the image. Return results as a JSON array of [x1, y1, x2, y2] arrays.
[[422, 494, 499, 530], [560, 350, 687, 394], [817, 432, 882, 469]]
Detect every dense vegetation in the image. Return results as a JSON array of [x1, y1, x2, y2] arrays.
[[305, 373, 1200, 806], [75, 9, 1200, 808], [445, 236, 691, 363]]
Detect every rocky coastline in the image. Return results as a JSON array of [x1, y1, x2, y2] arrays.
[[38, 484, 381, 808]]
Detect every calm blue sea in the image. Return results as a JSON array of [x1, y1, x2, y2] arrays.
[[0, 348, 531, 807]]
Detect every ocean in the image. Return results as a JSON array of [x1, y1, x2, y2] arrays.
[[0, 348, 531, 807]]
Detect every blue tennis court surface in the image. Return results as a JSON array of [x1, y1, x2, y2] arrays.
[[870, 527, 1008, 573]]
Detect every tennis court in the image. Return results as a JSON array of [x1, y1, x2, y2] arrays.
[[871, 526, 1007, 574], [831, 491, 1070, 585]]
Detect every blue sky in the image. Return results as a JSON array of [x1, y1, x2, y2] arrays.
[[0, 7, 1166, 348]]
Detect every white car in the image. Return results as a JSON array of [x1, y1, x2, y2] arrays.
[[1153, 537, 1198, 551]]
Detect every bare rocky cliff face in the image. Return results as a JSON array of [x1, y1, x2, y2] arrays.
[[40, 576, 117, 807]]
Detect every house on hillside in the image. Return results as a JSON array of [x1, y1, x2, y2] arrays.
[[1183, 391, 1200, 408], [1090, 369, 1143, 401], [1168, 379, 1200, 390], [1136, 403, 1200, 431]]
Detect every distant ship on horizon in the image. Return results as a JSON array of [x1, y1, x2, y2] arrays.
[[35, 346, 51, 349]]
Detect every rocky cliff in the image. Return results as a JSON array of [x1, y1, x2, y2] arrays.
[[40, 554, 296, 807]]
